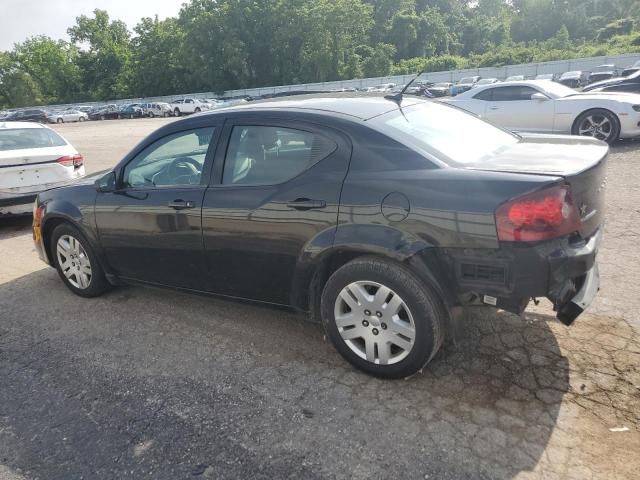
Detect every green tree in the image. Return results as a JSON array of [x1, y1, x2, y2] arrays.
[[67, 9, 133, 99]]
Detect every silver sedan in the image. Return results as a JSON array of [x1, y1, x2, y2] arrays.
[[48, 110, 88, 124]]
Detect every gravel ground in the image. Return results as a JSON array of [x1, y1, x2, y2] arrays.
[[0, 118, 639, 479]]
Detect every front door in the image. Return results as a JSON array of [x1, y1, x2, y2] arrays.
[[202, 119, 351, 305], [96, 125, 219, 289], [483, 85, 555, 133]]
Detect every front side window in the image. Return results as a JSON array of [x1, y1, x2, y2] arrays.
[[492, 86, 538, 101], [222, 125, 336, 186], [123, 127, 214, 188], [371, 102, 519, 166], [473, 89, 494, 101]]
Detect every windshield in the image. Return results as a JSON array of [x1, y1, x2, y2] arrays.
[[0, 128, 67, 151], [561, 71, 580, 79], [459, 77, 474, 84], [370, 102, 519, 166], [536, 81, 576, 98]]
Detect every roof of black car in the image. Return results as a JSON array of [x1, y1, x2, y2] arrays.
[[209, 93, 426, 120]]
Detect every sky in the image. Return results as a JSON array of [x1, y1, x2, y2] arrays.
[[0, 0, 185, 50]]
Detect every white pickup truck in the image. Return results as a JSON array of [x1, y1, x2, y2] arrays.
[[169, 98, 210, 116]]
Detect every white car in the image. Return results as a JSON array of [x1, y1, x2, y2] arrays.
[[504, 75, 525, 82], [170, 98, 210, 116], [47, 110, 88, 124], [0, 122, 84, 215], [444, 80, 640, 144]]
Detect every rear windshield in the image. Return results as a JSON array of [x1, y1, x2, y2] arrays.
[[370, 102, 519, 166], [0, 128, 67, 151]]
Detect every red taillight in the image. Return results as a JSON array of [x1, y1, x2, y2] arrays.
[[57, 154, 83, 168], [496, 184, 581, 242]]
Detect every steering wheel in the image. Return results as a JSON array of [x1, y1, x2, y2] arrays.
[[167, 156, 201, 179]]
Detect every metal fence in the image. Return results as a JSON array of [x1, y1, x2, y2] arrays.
[[26, 52, 640, 111]]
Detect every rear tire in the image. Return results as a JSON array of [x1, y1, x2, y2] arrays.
[[194, 107, 201, 113], [321, 256, 445, 379], [57, 118, 63, 124], [149, 111, 154, 118], [50, 223, 112, 298], [572, 109, 620, 145], [79, 116, 85, 122]]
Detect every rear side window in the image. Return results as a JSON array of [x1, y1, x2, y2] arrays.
[[473, 89, 494, 101], [222, 126, 336, 186], [0, 128, 67, 151]]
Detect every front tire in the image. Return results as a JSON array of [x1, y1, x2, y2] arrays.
[[51, 224, 112, 298], [174, 108, 181, 117], [321, 257, 445, 379], [194, 107, 201, 113], [572, 109, 620, 145], [57, 118, 63, 124], [149, 111, 154, 118]]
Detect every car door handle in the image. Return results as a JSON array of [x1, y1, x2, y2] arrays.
[[168, 200, 195, 210], [286, 198, 326, 210]]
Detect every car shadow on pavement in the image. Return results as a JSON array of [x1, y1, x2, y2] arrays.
[[0, 269, 569, 479]]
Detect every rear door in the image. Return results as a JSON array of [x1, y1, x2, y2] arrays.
[[483, 85, 555, 133], [201, 117, 351, 304], [95, 122, 221, 289]]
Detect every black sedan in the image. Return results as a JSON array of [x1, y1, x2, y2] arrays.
[[32, 94, 605, 378], [582, 70, 640, 93], [4, 108, 48, 123], [88, 105, 120, 120], [118, 104, 144, 119]]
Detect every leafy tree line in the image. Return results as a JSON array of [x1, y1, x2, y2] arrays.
[[1, 0, 640, 108]]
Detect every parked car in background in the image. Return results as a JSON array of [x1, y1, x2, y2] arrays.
[[33, 94, 604, 378], [47, 110, 88, 124], [426, 82, 453, 97], [141, 102, 172, 117], [582, 70, 640, 94], [5, 109, 48, 123], [0, 111, 11, 120], [472, 78, 500, 88], [534, 73, 557, 81], [88, 104, 120, 120], [558, 71, 586, 88], [68, 105, 93, 113], [170, 98, 211, 116], [445, 79, 640, 144], [504, 75, 525, 82], [118, 104, 144, 119], [587, 65, 618, 84], [0, 122, 84, 215], [368, 83, 396, 92], [451, 76, 481, 96]]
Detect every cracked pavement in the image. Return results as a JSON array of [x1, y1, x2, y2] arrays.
[[0, 120, 639, 479]]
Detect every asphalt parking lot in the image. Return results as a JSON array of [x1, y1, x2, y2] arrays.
[[1, 118, 639, 479]]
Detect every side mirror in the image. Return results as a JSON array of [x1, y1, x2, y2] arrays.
[[531, 92, 549, 101], [95, 171, 116, 192]]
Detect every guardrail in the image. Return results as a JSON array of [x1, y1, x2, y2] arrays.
[[13, 52, 640, 112]]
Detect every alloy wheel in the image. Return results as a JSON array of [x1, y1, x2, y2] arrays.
[[334, 281, 416, 365], [577, 113, 613, 142], [56, 234, 92, 289]]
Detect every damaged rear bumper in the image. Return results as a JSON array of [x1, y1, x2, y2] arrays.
[[442, 229, 602, 324]]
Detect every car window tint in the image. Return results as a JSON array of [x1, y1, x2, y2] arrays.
[[492, 86, 538, 101], [222, 126, 336, 186], [123, 127, 214, 188], [0, 128, 67, 151], [473, 89, 494, 101]]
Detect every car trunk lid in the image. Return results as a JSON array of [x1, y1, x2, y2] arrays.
[[0, 146, 77, 191], [469, 135, 608, 239]]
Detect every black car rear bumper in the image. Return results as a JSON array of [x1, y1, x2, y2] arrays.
[[441, 229, 602, 324]]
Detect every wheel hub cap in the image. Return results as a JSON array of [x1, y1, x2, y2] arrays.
[[334, 281, 416, 365], [56, 234, 92, 289]]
